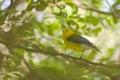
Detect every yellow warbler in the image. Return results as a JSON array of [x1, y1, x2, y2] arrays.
[[62, 27, 101, 57]]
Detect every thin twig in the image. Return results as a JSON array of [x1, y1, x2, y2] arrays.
[[23, 57, 33, 71], [18, 45, 109, 68], [106, 0, 119, 18], [78, 5, 111, 15]]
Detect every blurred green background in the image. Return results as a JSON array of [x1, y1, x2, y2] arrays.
[[0, 0, 120, 80]]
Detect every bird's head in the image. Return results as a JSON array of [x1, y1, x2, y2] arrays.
[[62, 27, 73, 37]]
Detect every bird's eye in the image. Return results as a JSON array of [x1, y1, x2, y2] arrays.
[[66, 29, 69, 31]]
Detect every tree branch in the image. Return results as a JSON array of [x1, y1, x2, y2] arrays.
[[78, 5, 111, 15], [18, 45, 120, 79], [49, 0, 112, 15], [0, 38, 119, 79], [18, 45, 109, 68], [72, 0, 111, 15]]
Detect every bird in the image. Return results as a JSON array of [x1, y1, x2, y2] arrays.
[[62, 27, 102, 58]]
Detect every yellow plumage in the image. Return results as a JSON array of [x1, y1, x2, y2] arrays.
[[62, 27, 101, 53]]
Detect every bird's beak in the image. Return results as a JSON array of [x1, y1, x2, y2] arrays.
[[61, 27, 65, 32], [61, 27, 64, 31]]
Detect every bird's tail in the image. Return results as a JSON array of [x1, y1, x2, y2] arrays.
[[94, 47, 102, 54], [90, 44, 102, 54]]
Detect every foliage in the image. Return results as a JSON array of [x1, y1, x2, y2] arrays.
[[0, 0, 120, 80]]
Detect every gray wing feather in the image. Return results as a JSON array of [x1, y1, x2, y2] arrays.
[[67, 34, 101, 53], [67, 34, 92, 45]]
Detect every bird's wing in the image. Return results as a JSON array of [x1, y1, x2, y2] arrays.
[[67, 34, 92, 45], [67, 34, 101, 53]]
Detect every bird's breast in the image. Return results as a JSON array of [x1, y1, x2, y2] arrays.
[[63, 38, 90, 52]]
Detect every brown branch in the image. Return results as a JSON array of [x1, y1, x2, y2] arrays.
[[78, 5, 111, 15], [49, 0, 111, 15], [72, 0, 111, 15], [52, 52, 110, 68], [18, 45, 109, 68], [18, 45, 119, 79], [22, 57, 33, 71], [0, 39, 118, 78]]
